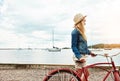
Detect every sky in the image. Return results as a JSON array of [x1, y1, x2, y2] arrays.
[[0, 0, 120, 48]]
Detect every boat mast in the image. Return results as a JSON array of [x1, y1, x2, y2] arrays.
[[52, 29, 54, 48]]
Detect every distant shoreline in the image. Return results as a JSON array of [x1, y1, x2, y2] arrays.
[[1, 43, 120, 50], [0, 48, 42, 50]]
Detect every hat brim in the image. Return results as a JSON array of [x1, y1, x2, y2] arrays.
[[75, 15, 87, 25]]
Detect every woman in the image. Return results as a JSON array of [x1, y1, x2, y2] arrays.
[[71, 13, 96, 81]]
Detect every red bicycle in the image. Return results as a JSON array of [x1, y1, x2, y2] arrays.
[[43, 52, 120, 81]]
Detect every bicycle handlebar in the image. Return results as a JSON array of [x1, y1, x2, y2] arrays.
[[95, 52, 120, 57]]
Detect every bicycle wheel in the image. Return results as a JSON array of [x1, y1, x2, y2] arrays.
[[43, 68, 81, 81]]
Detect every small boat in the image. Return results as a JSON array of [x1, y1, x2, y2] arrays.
[[48, 47, 61, 52], [48, 29, 61, 52], [90, 48, 103, 51], [104, 48, 112, 50]]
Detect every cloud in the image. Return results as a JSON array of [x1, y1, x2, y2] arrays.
[[0, 0, 120, 48]]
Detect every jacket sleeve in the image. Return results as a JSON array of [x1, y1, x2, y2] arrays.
[[87, 49, 91, 55], [71, 31, 82, 59]]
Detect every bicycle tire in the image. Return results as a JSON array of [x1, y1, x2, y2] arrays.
[[43, 68, 81, 81]]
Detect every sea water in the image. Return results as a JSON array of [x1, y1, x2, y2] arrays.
[[0, 49, 120, 66]]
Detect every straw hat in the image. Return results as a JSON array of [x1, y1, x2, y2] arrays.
[[73, 13, 86, 25]]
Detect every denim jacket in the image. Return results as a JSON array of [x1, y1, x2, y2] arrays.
[[71, 28, 91, 59]]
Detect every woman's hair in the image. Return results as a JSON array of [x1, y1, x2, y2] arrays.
[[75, 21, 87, 40]]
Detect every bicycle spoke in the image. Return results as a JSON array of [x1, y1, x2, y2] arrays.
[[43, 69, 80, 81], [47, 72, 78, 81]]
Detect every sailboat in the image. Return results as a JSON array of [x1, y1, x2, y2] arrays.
[[48, 29, 61, 52]]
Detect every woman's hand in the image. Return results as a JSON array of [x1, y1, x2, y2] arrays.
[[79, 58, 86, 63], [90, 52, 96, 57]]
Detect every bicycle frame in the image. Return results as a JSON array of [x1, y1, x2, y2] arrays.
[[43, 53, 120, 81], [80, 57, 120, 81]]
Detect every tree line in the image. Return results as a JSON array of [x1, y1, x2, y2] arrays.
[[88, 43, 120, 49]]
